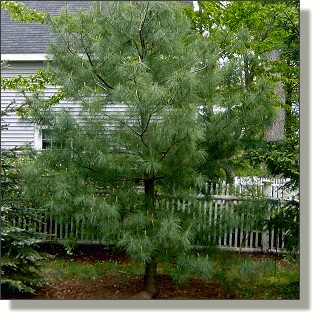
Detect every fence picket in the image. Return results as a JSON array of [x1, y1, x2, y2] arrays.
[[214, 201, 218, 245], [208, 199, 213, 243], [81, 219, 84, 241], [59, 218, 62, 240]]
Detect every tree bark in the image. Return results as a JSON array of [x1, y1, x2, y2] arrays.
[[144, 177, 155, 212], [264, 50, 285, 141], [222, 162, 235, 185], [142, 177, 158, 297], [143, 257, 158, 297]]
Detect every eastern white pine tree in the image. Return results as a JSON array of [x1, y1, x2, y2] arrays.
[[21, 1, 276, 297]]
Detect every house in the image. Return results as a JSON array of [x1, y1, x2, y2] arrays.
[[1, 1, 195, 150]]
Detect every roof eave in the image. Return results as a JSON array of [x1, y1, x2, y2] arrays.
[[1, 54, 50, 61]]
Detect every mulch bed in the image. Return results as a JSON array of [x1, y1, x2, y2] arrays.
[[2, 243, 284, 300]]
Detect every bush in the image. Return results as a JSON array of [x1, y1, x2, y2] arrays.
[[1, 147, 47, 296]]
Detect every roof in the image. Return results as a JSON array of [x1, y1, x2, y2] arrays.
[[1, 1, 194, 56], [1, 1, 92, 55]]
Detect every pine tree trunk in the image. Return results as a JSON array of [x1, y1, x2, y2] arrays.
[[144, 177, 155, 212], [143, 257, 158, 297], [142, 177, 158, 298], [222, 162, 235, 185]]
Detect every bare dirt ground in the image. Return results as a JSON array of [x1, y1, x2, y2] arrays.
[[33, 274, 239, 300], [2, 243, 286, 300]]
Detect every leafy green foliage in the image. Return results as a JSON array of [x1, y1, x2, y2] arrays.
[[1, 69, 59, 93], [246, 137, 299, 253], [1, 60, 65, 121], [1, 1, 48, 23], [248, 137, 299, 190], [1, 3, 64, 119], [184, 1, 299, 180]]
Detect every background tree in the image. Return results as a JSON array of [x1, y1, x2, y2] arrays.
[[184, 1, 299, 182], [183, 1, 299, 255]]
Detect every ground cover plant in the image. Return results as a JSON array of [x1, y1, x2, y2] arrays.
[[1, 244, 299, 299]]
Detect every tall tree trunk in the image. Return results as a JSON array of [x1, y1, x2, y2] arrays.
[[222, 162, 235, 185], [143, 257, 158, 297], [144, 177, 155, 213], [264, 50, 285, 141], [142, 177, 158, 297]]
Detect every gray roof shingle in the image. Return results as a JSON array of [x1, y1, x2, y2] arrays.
[[1, 1, 94, 54], [1, 1, 194, 55]]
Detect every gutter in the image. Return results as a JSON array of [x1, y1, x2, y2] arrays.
[[1, 54, 49, 61]]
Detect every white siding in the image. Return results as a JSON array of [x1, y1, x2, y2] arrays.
[[1, 89, 36, 149], [1, 87, 82, 150], [1, 61, 46, 78], [1, 62, 42, 149], [1, 61, 128, 150], [1, 61, 80, 149]]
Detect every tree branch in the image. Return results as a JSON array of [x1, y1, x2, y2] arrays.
[[78, 16, 114, 90], [101, 111, 142, 138], [201, 89, 265, 145], [81, 38, 114, 90], [138, 2, 149, 60]]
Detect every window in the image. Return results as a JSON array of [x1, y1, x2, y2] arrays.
[[42, 129, 54, 149], [40, 128, 72, 153]]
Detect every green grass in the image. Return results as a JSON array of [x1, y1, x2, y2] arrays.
[[41, 258, 145, 282], [40, 249, 299, 299], [206, 250, 299, 299]]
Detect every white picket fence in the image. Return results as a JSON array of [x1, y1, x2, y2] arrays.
[[12, 177, 298, 252]]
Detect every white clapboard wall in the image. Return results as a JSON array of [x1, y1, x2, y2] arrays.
[[1, 61, 127, 149]]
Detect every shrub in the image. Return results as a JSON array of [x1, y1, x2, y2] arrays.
[[1, 147, 47, 296]]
